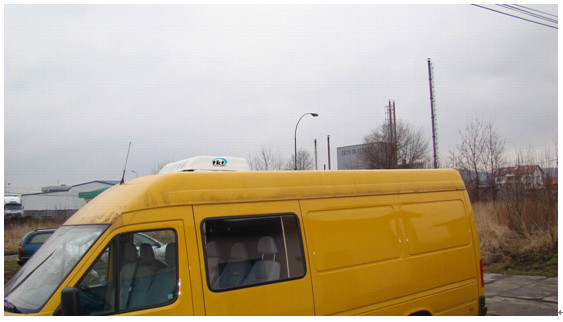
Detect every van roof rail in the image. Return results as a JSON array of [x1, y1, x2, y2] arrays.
[[158, 156, 250, 174]]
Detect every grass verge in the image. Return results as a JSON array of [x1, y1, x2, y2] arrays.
[[484, 251, 558, 277], [5, 260, 20, 285], [473, 199, 557, 277]]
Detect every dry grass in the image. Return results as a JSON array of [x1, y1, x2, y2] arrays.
[[473, 202, 519, 264], [473, 194, 558, 276], [4, 217, 67, 255], [5, 260, 20, 285]]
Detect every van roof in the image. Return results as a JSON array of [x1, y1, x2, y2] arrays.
[[65, 169, 465, 225]]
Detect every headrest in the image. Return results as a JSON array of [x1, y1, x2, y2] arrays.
[[206, 241, 221, 258], [122, 242, 137, 264], [230, 242, 249, 259], [139, 243, 156, 265], [257, 236, 278, 255], [165, 243, 177, 267]]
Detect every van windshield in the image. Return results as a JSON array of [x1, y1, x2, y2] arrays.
[[4, 225, 108, 314]]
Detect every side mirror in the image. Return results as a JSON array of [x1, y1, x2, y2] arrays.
[[60, 287, 81, 316]]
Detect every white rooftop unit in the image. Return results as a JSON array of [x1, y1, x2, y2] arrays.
[[158, 156, 250, 174]]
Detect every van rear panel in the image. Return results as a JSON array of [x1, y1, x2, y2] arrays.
[[301, 191, 479, 315]]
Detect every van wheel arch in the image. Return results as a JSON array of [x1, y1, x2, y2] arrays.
[[409, 310, 432, 316]]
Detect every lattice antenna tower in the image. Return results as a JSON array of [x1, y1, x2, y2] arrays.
[[385, 100, 398, 168], [428, 58, 439, 168]]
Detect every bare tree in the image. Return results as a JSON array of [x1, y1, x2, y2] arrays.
[[508, 142, 558, 168], [362, 121, 430, 169], [483, 122, 506, 200], [248, 145, 284, 171], [448, 119, 506, 201], [397, 123, 431, 168], [361, 141, 392, 169], [286, 149, 315, 170], [449, 119, 485, 201], [538, 141, 558, 168], [511, 144, 540, 166]]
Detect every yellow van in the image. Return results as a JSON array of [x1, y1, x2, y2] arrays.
[[4, 166, 487, 316]]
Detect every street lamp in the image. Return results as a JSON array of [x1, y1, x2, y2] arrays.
[[131, 170, 138, 178], [294, 113, 319, 170]]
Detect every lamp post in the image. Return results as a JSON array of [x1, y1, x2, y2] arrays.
[[294, 113, 319, 170], [131, 170, 138, 178]]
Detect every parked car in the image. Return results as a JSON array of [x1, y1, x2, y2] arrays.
[[17, 228, 165, 267], [17, 228, 56, 266]]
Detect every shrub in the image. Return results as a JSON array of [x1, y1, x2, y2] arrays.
[[473, 189, 557, 275], [4, 217, 67, 254]]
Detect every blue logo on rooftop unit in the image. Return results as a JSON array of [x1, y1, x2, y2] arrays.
[[212, 158, 228, 167]]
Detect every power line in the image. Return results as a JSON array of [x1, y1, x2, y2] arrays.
[[472, 4, 558, 29], [513, 4, 558, 18], [497, 4, 558, 24], [498, 4, 558, 24], [473, 4, 557, 29]]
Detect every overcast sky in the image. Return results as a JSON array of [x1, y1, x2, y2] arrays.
[[4, 4, 558, 193]]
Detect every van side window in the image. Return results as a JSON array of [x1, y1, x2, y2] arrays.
[[202, 214, 306, 291], [75, 229, 178, 315]]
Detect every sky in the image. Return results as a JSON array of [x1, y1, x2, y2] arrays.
[[3, 4, 559, 193]]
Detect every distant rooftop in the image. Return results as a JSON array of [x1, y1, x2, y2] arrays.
[[31, 180, 120, 195], [41, 185, 71, 193]]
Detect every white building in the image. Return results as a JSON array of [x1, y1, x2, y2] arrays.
[[337, 143, 372, 169], [494, 165, 544, 190], [22, 180, 119, 213], [337, 142, 396, 170]]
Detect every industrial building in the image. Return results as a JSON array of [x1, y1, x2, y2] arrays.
[[337, 142, 394, 170], [21, 180, 119, 216], [337, 143, 371, 170]]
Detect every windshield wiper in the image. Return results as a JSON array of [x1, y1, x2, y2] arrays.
[[4, 299, 21, 313]]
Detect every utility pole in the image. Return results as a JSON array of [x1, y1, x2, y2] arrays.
[[427, 58, 439, 169], [327, 135, 331, 170], [387, 100, 393, 141], [387, 100, 392, 167], [314, 139, 318, 170], [392, 100, 398, 168]]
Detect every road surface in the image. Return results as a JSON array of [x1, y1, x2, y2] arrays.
[[485, 273, 557, 316]]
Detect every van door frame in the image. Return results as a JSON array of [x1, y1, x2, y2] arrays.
[[193, 200, 315, 315], [59, 217, 193, 316]]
